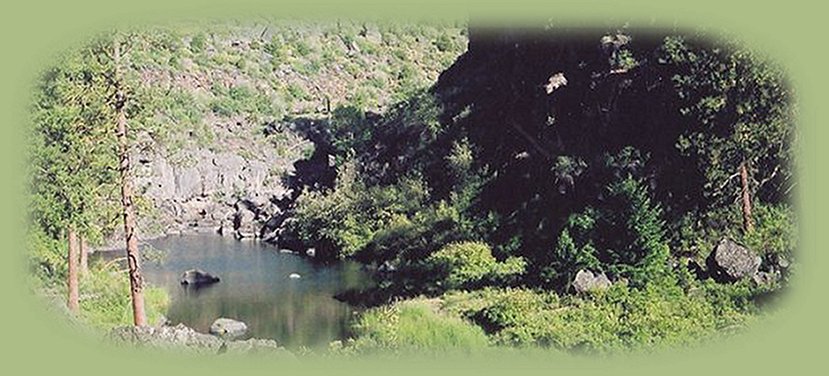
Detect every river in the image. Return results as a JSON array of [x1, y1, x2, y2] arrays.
[[129, 234, 371, 350]]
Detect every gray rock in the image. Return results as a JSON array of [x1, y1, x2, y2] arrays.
[[125, 142, 293, 243], [707, 238, 762, 282], [109, 324, 295, 358], [209, 318, 248, 339], [572, 269, 612, 293], [223, 338, 296, 358], [180, 269, 220, 286], [109, 324, 224, 354], [752, 270, 780, 286]]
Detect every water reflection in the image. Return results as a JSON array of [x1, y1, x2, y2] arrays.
[[136, 234, 371, 349]]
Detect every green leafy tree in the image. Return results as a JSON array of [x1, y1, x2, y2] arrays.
[[661, 35, 795, 233]]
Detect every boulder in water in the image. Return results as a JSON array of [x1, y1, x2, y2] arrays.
[[180, 269, 220, 286], [289, 273, 301, 279], [209, 318, 248, 339]]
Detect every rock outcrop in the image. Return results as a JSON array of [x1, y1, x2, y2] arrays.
[[109, 323, 295, 358], [706, 238, 762, 282], [572, 269, 612, 293], [132, 146, 294, 241]]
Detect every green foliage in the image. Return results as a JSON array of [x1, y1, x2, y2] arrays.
[[79, 264, 169, 330], [742, 203, 796, 257], [28, 34, 127, 282], [661, 35, 794, 207], [599, 177, 672, 286], [335, 299, 489, 356], [540, 176, 671, 290], [292, 162, 430, 259], [426, 242, 526, 290], [189, 33, 207, 53], [673, 202, 795, 261], [443, 283, 758, 353], [427, 242, 496, 288], [208, 84, 282, 119], [433, 32, 456, 52]]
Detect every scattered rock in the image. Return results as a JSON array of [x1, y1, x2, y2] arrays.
[[109, 324, 223, 354], [109, 324, 295, 358], [752, 270, 780, 286], [706, 238, 761, 282], [180, 269, 220, 286], [572, 269, 612, 293], [224, 338, 295, 358], [209, 318, 248, 339]]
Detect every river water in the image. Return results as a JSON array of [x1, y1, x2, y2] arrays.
[[132, 234, 371, 349]]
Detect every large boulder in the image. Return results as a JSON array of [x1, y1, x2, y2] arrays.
[[707, 238, 761, 282], [180, 269, 220, 286], [209, 318, 248, 339], [572, 269, 612, 293]]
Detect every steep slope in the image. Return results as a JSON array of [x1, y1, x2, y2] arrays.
[[112, 20, 468, 243]]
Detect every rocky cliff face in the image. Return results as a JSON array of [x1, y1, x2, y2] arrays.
[[95, 22, 467, 249], [132, 143, 297, 241]]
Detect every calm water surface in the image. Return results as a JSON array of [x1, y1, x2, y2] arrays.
[[136, 234, 371, 349]]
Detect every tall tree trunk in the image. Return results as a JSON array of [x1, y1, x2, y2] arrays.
[[67, 229, 79, 314], [79, 235, 88, 276], [114, 37, 147, 327], [740, 161, 754, 233]]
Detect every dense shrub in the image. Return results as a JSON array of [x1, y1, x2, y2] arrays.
[[78, 264, 169, 330], [540, 176, 672, 290], [336, 299, 489, 356], [443, 282, 758, 354], [672, 202, 796, 262], [292, 162, 430, 259], [426, 242, 526, 290]]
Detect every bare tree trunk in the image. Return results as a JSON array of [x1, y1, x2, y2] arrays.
[[79, 235, 88, 276], [740, 161, 754, 233], [114, 36, 147, 327], [67, 229, 79, 314]]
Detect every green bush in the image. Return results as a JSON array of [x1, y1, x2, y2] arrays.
[[338, 298, 489, 355], [292, 162, 430, 259], [189, 33, 207, 53], [427, 242, 497, 288], [443, 283, 757, 354], [79, 264, 169, 330], [742, 203, 796, 257], [426, 242, 526, 290]]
